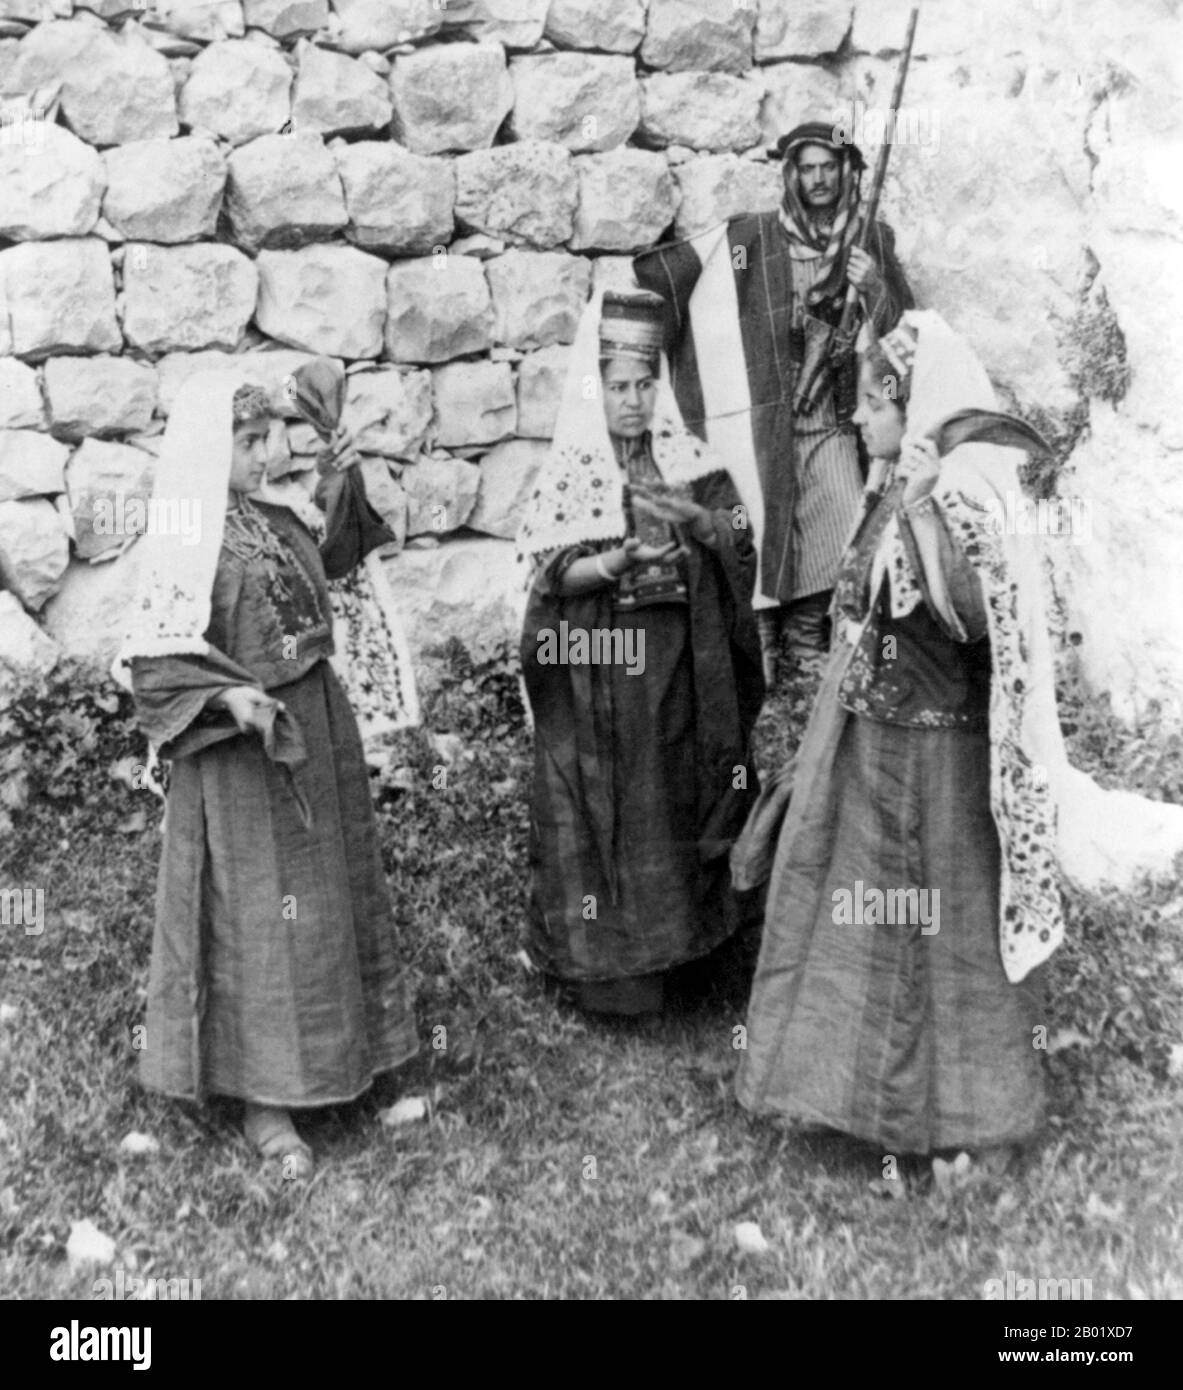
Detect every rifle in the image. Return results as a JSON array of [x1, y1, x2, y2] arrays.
[[793, 5, 920, 415]]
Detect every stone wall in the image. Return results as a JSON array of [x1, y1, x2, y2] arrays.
[[0, 0, 1179, 720]]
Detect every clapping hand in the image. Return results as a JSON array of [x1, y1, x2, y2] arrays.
[[318, 425, 363, 474], [632, 486, 716, 547], [215, 686, 282, 737], [897, 437, 941, 505]]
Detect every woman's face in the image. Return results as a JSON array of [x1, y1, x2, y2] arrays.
[[601, 357, 658, 438], [229, 417, 271, 494], [851, 361, 905, 461]]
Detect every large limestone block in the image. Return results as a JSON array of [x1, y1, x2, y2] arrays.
[[381, 534, 518, 662], [0, 360, 45, 429], [570, 149, 678, 252], [243, 0, 329, 39], [335, 141, 454, 255], [357, 456, 406, 546], [673, 153, 782, 237], [509, 52, 638, 152], [389, 40, 512, 154], [225, 133, 348, 251], [0, 239, 120, 358], [101, 136, 226, 244], [0, 431, 68, 501], [154, 0, 245, 41], [44, 356, 157, 439], [385, 255, 493, 364], [40, 537, 145, 667], [485, 249, 590, 351], [330, 0, 442, 55], [121, 243, 258, 354], [515, 343, 569, 438], [640, 72, 763, 152], [65, 437, 156, 559], [0, 590, 60, 697], [431, 360, 516, 447], [0, 123, 102, 239], [543, 0, 646, 54], [2, 22, 177, 145], [467, 436, 546, 538], [401, 454, 480, 535], [292, 38, 391, 137], [256, 245, 387, 358], [0, 497, 70, 610], [179, 39, 291, 146], [641, 0, 755, 75], [452, 0, 549, 49], [341, 367, 433, 460], [756, 0, 850, 60], [758, 61, 843, 144], [455, 141, 577, 249]]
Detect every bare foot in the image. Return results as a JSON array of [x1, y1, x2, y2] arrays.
[[243, 1103, 314, 1180]]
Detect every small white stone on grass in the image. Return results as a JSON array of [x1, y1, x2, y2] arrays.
[[380, 1096, 428, 1126], [118, 1131, 160, 1156], [66, 1219, 116, 1272], [734, 1220, 769, 1254]]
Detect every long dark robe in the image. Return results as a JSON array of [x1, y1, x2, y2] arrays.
[[735, 484, 1046, 1152], [130, 488, 417, 1106], [636, 214, 914, 603], [521, 462, 764, 993]]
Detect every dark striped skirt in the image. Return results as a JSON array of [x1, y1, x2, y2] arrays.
[[736, 662, 1046, 1153]]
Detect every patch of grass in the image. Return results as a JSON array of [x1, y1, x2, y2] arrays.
[[1, 648, 1180, 1299]]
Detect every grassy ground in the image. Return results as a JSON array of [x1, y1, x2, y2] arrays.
[[1, 647, 1180, 1300]]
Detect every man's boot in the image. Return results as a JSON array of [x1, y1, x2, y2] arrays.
[[756, 609, 781, 691]]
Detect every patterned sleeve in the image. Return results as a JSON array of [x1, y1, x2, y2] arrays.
[[897, 493, 989, 642], [531, 543, 600, 597]]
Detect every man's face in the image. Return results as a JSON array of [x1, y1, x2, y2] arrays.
[[790, 143, 841, 212], [229, 417, 271, 494], [601, 357, 658, 438]]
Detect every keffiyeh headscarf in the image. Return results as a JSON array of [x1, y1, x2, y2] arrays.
[[774, 121, 865, 305], [514, 287, 725, 569]]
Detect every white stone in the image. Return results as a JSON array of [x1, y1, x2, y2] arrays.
[[515, 344, 570, 439], [0, 496, 70, 610], [65, 1219, 116, 1273], [758, 61, 844, 145], [543, 0, 645, 54], [756, 0, 850, 60], [358, 456, 406, 545], [569, 149, 679, 253], [467, 436, 546, 538], [455, 0, 548, 49], [102, 137, 226, 244], [509, 52, 638, 152], [292, 38, 391, 137], [673, 152, 782, 237], [401, 454, 480, 535], [0, 590, 59, 694], [179, 39, 292, 147], [641, 0, 755, 75], [243, 0, 328, 39], [65, 437, 156, 559], [389, 40, 512, 155], [121, 244, 258, 354], [0, 123, 103, 240], [154, 0, 244, 41], [330, 0, 442, 55], [640, 72, 764, 152], [256, 245, 387, 358], [44, 356, 157, 440], [342, 366, 433, 460], [335, 141, 454, 255], [485, 249, 590, 351], [39, 538, 145, 667], [0, 359, 46, 429], [2, 22, 177, 146], [225, 133, 348, 251], [455, 141, 577, 250], [385, 255, 493, 364], [0, 431, 68, 500], [0, 239, 120, 358], [431, 360, 516, 447]]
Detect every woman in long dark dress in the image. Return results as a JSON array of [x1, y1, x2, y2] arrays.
[[515, 289, 764, 1015], [118, 374, 417, 1175]]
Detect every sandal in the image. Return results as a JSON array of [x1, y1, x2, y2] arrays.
[[243, 1103, 315, 1180]]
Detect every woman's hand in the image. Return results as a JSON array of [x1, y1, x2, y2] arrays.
[[318, 425, 363, 474], [212, 686, 280, 736], [632, 488, 717, 547], [897, 437, 941, 506]]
